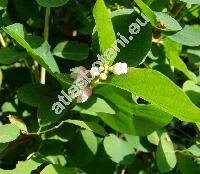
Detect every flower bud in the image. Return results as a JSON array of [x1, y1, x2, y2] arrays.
[[104, 64, 109, 71], [100, 73, 107, 80], [70, 66, 87, 79], [112, 62, 128, 75], [90, 66, 100, 77], [109, 66, 114, 72]]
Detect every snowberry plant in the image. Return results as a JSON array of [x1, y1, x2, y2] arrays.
[[0, 0, 200, 173]]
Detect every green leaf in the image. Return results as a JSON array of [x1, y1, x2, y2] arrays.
[[13, 0, 41, 26], [93, 9, 152, 67], [135, 0, 182, 31], [41, 164, 76, 174], [37, 96, 65, 128], [3, 23, 60, 74], [177, 153, 200, 174], [18, 83, 53, 107], [111, 9, 152, 66], [83, 143, 116, 174], [135, 1, 182, 31], [156, 132, 177, 173], [73, 97, 115, 116], [155, 12, 182, 31], [103, 68, 200, 122], [183, 80, 200, 105], [180, 0, 200, 6], [187, 47, 200, 66], [67, 130, 98, 167], [0, 124, 20, 143], [131, 104, 172, 133], [39, 99, 104, 133], [53, 41, 89, 61], [93, 0, 116, 65], [8, 115, 27, 132], [38, 139, 67, 165], [26, 158, 43, 172], [125, 135, 152, 152], [36, 0, 69, 7], [196, 123, 200, 132], [1, 102, 17, 113], [65, 119, 107, 136], [81, 130, 98, 154], [95, 85, 137, 114], [187, 145, 200, 156], [134, 0, 158, 27], [0, 157, 43, 174], [164, 38, 194, 81], [0, 48, 27, 64], [0, 143, 8, 153], [98, 104, 172, 136], [149, 0, 168, 11], [147, 131, 162, 146], [53, 73, 73, 86], [103, 134, 134, 163], [0, 0, 8, 10], [166, 25, 200, 46], [96, 86, 172, 136]]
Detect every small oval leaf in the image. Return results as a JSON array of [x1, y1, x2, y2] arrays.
[[53, 41, 89, 61], [156, 132, 177, 173], [0, 124, 20, 143], [36, 0, 69, 7], [104, 134, 134, 163]]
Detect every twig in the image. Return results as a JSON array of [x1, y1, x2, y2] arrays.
[[40, 7, 51, 84], [33, 61, 40, 83], [24, 119, 78, 136], [174, 3, 186, 20], [178, 5, 200, 21], [24, 120, 64, 135], [176, 150, 200, 158], [121, 168, 126, 174], [0, 33, 6, 47]]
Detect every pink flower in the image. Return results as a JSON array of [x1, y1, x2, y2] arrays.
[[77, 87, 93, 103], [70, 66, 87, 79]]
